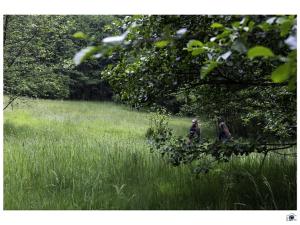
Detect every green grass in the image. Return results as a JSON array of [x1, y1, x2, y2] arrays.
[[4, 98, 296, 210]]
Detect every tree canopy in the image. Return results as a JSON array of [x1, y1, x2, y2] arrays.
[[3, 15, 116, 106], [72, 15, 297, 172], [74, 15, 296, 138]]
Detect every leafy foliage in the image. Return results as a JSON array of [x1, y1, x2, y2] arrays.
[[146, 112, 295, 173], [247, 46, 274, 58], [3, 15, 116, 104], [5, 15, 296, 171], [73, 15, 296, 169]]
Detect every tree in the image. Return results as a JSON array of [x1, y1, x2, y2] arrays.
[[74, 15, 297, 172], [3, 15, 117, 109]]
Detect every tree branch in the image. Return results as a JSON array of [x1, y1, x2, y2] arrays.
[[3, 15, 9, 46], [270, 151, 296, 157], [3, 94, 19, 110]]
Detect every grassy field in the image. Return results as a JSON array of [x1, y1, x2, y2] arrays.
[[3, 98, 296, 210]]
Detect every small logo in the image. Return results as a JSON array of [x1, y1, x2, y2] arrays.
[[286, 213, 296, 221]]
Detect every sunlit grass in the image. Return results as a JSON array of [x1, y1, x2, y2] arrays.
[[3, 98, 296, 209]]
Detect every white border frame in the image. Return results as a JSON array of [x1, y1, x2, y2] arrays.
[[0, 1, 299, 225]]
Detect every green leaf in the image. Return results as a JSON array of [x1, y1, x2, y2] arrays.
[[276, 16, 288, 24], [248, 21, 255, 31], [186, 40, 205, 56], [279, 20, 293, 37], [271, 63, 290, 83], [73, 31, 88, 39], [73, 46, 100, 66], [247, 46, 274, 59], [187, 40, 203, 49], [216, 30, 231, 39], [240, 16, 249, 26], [258, 22, 271, 32], [288, 75, 296, 91], [232, 21, 240, 29], [211, 23, 223, 29], [155, 40, 169, 48], [191, 48, 205, 56], [201, 61, 219, 79]]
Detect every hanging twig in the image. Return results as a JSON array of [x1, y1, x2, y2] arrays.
[[3, 95, 19, 111], [257, 151, 268, 174], [270, 151, 297, 157]]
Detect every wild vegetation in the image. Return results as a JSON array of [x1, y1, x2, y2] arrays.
[[4, 98, 296, 209], [73, 15, 297, 177], [3, 15, 297, 209]]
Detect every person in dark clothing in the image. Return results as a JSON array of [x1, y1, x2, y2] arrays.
[[188, 119, 201, 143], [218, 117, 232, 143]]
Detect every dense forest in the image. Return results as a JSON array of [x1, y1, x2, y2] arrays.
[[3, 15, 297, 210], [4, 15, 116, 101]]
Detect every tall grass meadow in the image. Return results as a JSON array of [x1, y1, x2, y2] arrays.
[[3, 98, 296, 209]]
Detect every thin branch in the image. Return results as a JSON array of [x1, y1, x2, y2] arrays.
[[266, 146, 295, 151], [257, 151, 268, 174], [6, 32, 37, 68], [3, 95, 19, 111], [3, 15, 9, 46], [270, 151, 297, 157], [264, 143, 297, 146]]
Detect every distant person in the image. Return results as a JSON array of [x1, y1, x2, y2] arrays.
[[188, 119, 201, 144], [218, 117, 232, 143]]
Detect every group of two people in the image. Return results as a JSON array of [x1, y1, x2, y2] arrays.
[[188, 117, 232, 144]]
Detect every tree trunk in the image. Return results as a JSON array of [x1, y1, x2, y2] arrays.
[[3, 15, 9, 46]]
